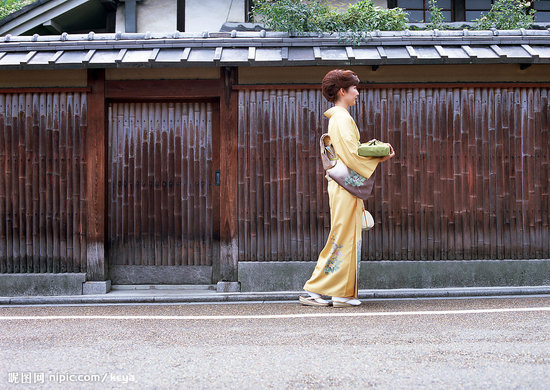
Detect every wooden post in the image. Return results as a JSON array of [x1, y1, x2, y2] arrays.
[[86, 69, 107, 281], [216, 66, 238, 282]]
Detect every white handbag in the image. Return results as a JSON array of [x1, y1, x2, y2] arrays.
[[362, 207, 374, 231]]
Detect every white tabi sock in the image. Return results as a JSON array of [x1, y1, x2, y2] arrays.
[[332, 296, 361, 305], [305, 290, 321, 298], [304, 290, 329, 304]]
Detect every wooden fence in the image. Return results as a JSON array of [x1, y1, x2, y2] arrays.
[[0, 92, 88, 273], [237, 87, 550, 261]]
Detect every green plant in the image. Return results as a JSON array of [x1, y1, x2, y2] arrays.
[[472, 0, 536, 29], [426, 0, 447, 30], [252, 0, 409, 45], [0, 0, 35, 20], [341, 0, 408, 31], [251, 0, 333, 36]]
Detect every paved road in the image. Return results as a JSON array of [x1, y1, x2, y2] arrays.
[[1, 295, 549, 389]]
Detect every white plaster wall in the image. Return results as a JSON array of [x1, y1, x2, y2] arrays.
[[115, 0, 244, 33], [116, 0, 177, 33], [185, 0, 244, 32]]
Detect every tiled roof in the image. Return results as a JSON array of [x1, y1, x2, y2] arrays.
[[1, 29, 550, 69]]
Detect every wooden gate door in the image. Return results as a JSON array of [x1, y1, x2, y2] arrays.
[[107, 101, 217, 284]]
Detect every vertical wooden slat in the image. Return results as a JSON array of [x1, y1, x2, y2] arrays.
[[237, 92, 246, 261], [192, 102, 200, 265], [128, 102, 136, 267], [6, 94, 14, 272], [180, 103, 189, 265], [147, 103, 155, 266], [79, 93, 87, 273], [160, 102, 168, 265], [206, 102, 213, 266], [140, 103, 150, 265], [0, 94, 6, 273], [173, 103, 182, 265]]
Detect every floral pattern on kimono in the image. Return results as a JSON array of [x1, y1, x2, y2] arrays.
[[323, 235, 344, 274], [344, 169, 367, 187]]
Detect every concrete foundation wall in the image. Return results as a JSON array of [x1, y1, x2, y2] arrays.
[[0, 273, 87, 296], [238, 259, 550, 292]]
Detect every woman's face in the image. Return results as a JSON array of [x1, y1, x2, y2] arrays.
[[336, 85, 359, 106]]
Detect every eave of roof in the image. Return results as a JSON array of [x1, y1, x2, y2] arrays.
[[1, 29, 550, 69]]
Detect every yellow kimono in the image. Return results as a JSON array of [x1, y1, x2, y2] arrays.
[[303, 105, 381, 298]]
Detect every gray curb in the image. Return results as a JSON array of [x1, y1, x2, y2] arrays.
[[1, 286, 550, 305]]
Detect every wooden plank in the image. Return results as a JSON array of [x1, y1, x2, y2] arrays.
[[127, 102, 136, 266], [79, 93, 87, 273], [180, 103, 189, 265], [500, 88, 511, 260], [153, 102, 162, 265], [167, 103, 175, 265], [6, 94, 14, 272], [146, 103, 155, 265], [232, 82, 550, 90], [105, 79, 219, 99], [160, 102, 169, 265], [46, 92, 55, 271], [541, 89, 549, 258], [0, 95, 6, 273], [218, 66, 239, 280], [493, 88, 504, 259], [86, 69, 106, 279], [0, 88, 90, 94], [23, 93, 32, 272], [141, 103, 149, 264], [206, 102, 213, 266]]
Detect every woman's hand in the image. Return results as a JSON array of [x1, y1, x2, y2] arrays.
[[378, 143, 395, 163]]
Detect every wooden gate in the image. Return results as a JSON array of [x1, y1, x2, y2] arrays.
[[0, 92, 88, 274], [107, 101, 216, 284]]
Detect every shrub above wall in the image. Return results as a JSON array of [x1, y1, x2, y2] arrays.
[[251, 0, 543, 45]]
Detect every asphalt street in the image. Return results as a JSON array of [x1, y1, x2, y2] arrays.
[[1, 295, 549, 389]]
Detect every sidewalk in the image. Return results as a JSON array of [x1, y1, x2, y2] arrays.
[[2, 285, 550, 305]]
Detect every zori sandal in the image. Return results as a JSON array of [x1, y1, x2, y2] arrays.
[[332, 298, 361, 307], [299, 295, 331, 306]]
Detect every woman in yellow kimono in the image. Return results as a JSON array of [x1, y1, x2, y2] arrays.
[[300, 69, 395, 307]]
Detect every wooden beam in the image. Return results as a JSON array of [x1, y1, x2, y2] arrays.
[[125, 0, 137, 33], [86, 69, 107, 281], [245, 0, 253, 22], [231, 82, 550, 90], [217, 66, 239, 282], [177, 0, 185, 32], [0, 87, 90, 93], [104, 79, 220, 99], [453, 0, 465, 21], [42, 19, 62, 34]]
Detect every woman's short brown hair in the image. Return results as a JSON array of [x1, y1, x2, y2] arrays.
[[321, 69, 360, 103]]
